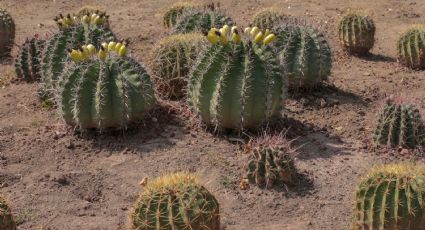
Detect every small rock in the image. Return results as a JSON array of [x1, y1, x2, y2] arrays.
[[65, 141, 75, 149], [151, 117, 158, 123], [320, 99, 327, 108], [52, 174, 69, 185]]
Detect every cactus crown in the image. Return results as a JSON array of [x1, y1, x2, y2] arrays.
[[373, 98, 424, 149], [0, 195, 16, 230], [54, 11, 109, 29], [15, 35, 46, 82], [338, 12, 375, 55], [68, 40, 128, 63], [252, 7, 287, 30], [0, 8, 15, 57], [352, 163, 425, 230], [131, 172, 220, 230], [173, 8, 233, 34], [398, 25, 425, 69]]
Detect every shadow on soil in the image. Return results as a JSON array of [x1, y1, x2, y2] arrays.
[[360, 53, 397, 63]]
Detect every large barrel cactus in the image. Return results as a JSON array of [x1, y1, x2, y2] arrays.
[[373, 99, 424, 149], [39, 12, 115, 100], [189, 25, 285, 130], [352, 163, 425, 230], [56, 42, 155, 129], [163, 2, 195, 28], [252, 8, 286, 30], [0, 9, 15, 57], [0, 195, 16, 230], [150, 33, 205, 99], [273, 23, 332, 89], [14, 35, 46, 82], [338, 13, 375, 55], [398, 25, 425, 70], [173, 9, 233, 34], [131, 172, 220, 230]]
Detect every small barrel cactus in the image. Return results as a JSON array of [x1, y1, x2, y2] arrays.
[[0, 195, 16, 230], [252, 8, 286, 30], [173, 9, 233, 34], [189, 25, 285, 130], [14, 35, 46, 82], [39, 12, 115, 100], [338, 13, 375, 55], [398, 25, 425, 69], [131, 172, 220, 230], [246, 135, 296, 188], [163, 2, 195, 28], [0, 9, 15, 57], [352, 163, 425, 230], [273, 22, 332, 89], [56, 42, 155, 129], [373, 98, 423, 149], [150, 33, 205, 99]]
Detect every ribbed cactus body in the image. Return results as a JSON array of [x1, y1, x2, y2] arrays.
[[252, 8, 286, 30], [57, 56, 154, 129], [150, 33, 205, 99], [373, 102, 423, 148], [0, 195, 16, 230], [163, 3, 195, 28], [0, 9, 15, 57], [338, 14, 375, 55], [173, 9, 233, 34], [274, 25, 332, 88], [40, 21, 115, 99], [189, 41, 285, 130], [398, 26, 425, 69], [352, 164, 425, 230], [14, 36, 46, 82], [131, 173, 220, 230], [247, 146, 296, 188]]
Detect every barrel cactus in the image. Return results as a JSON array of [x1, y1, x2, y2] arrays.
[[252, 8, 286, 30], [39, 12, 115, 100], [131, 172, 220, 230], [173, 9, 233, 34], [373, 98, 424, 149], [189, 25, 285, 130], [273, 23, 332, 89], [150, 33, 205, 99], [246, 135, 296, 189], [0, 195, 16, 230], [398, 25, 425, 70], [338, 13, 375, 55], [163, 2, 195, 28], [352, 163, 425, 230], [14, 35, 46, 82], [56, 42, 155, 129], [0, 9, 15, 57]]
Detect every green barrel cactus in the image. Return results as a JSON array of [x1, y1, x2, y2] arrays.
[[252, 8, 286, 30], [246, 137, 296, 188], [338, 13, 375, 55], [398, 25, 425, 70], [39, 13, 115, 100], [0, 195, 16, 230], [273, 23, 332, 88], [0, 9, 15, 57], [56, 43, 155, 129], [173, 9, 233, 34], [14, 35, 46, 82], [373, 99, 424, 149], [352, 163, 425, 230], [163, 2, 195, 28], [131, 172, 220, 230], [189, 25, 285, 130], [150, 33, 205, 99]]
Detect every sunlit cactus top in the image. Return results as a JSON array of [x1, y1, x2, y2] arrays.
[[54, 11, 109, 29], [206, 25, 277, 46], [68, 40, 128, 62]]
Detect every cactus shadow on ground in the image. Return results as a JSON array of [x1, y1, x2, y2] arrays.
[[360, 53, 397, 63]]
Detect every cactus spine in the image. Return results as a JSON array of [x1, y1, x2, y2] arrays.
[[252, 8, 286, 30], [131, 172, 220, 230], [373, 100, 423, 149], [398, 25, 425, 69], [0, 195, 16, 230], [150, 33, 205, 99], [14, 35, 46, 82], [189, 26, 285, 130], [57, 43, 154, 129], [173, 9, 233, 34], [273, 23, 332, 88], [338, 13, 375, 55], [352, 163, 425, 230], [163, 2, 195, 28], [0, 9, 15, 57]]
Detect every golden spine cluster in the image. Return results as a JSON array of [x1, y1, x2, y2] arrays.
[[206, 25, 276, 45], [54, 11, 107, 28], [68, 41, 127, 62]]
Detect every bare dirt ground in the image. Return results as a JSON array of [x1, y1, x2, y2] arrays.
[[1, 0, 425, 229]]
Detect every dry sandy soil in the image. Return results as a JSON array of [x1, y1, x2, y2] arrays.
[[1, 0, 425, 229]]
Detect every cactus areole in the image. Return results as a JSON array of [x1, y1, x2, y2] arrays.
[[188, 25, 285, 130]]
